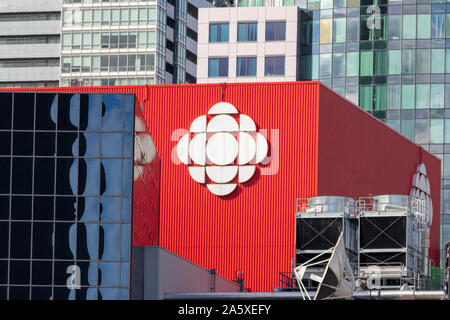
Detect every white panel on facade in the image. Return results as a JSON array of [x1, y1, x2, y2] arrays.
[[190, 115, 207, 133], [189, 133, 207, 165], [189, 166, 206, 184], [206, 166, 238, 183], [177, 133, 191, 165], [206, 183, 237, 196], [207, 115, 239, 132], [238, 165, 256, 183]]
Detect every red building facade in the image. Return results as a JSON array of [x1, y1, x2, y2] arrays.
[[5, 82, 441, 292]]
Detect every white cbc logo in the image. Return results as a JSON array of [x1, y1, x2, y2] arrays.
[[176, 102, 269, 196], [410, 163, 433, 226]]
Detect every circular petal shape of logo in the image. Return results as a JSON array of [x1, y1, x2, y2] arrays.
[[206, 132, 239, 166]]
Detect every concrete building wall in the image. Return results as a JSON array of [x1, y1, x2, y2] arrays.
[[131, 246, 241, 300], [197, 6, 300, 83]]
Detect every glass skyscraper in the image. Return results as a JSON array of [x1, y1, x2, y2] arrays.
[[60, 0, 212, 86], [0, 91, 160, 300]]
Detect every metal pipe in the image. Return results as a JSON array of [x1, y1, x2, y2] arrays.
[[164, 292, 310, 300], [352, 290, 445, 300]]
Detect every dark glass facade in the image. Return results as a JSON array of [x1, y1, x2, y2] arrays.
[[0, 92, 140, 300]]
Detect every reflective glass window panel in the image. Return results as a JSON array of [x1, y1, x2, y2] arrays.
[[431, 84, 445, 108], [431, 13, 445, 38], [418, 14, 432, 39], [102, 159, 122, 196], [265, 56, 285, 76], [238, 23, 257, 42], [430, 119, 444, 143], [401, 119, 415, 141], [415, 119, 429, 144], [99, 262, 120, 286], [319, 19, 332, 44], [11, 196, 31, 220], [209, 23, 229, 42], [374, 85, 387, 110], [431, 49, 445, 73], [13, 93, 34, 130], [333, 18, 346, 43], [13, 132, 33, 156], [102, 95, 123, 131], [9, 260, 30, 284], [32, 222, 54, 259], [266, 22, 286, 41], [36, 94, 57, 130], [388, 50, 401, 74], [0, 132, 10, 156], [359, 86, 372, 111], [402, 85, 415, 109], [416, 84, 430, 108], [416, 49, 431, 74], [208, 58, 228, 77], [34, 158, 55, 195], [33, 196, 54, 221], [78, 158, 99, 196], [360, 51, 373, 76], [12, 157, 32, 194], [10, 222, 31, 259], [346, 52, 359, 76], [0, 92, 12, 129], [236, 57, 256, 77], [388, 15, 402, 39], [403, 15, 417, 39]]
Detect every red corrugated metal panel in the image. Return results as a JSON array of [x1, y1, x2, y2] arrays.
[[4, 83, 320, 292], [317, 84, 441, 263], [142, 82, 320, 292]]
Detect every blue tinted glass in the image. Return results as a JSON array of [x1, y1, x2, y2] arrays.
[[122, 159, 132, 197], [100, 198, 121, 221], [70, 95, 79, 128], [248, 23, 257, 41], [276, 22, 286, 40], [124, 95, 134, 114], [124, 113, 133, 132], [431, 14, 445, 38], [209, 24, 218, 42], [265, 57, 273, 75], [79, 197, 99, 221], [119, 289, 129, 300], [99, 288, 119, 300], [266, 22, 275, 40], [248, 57, 257, 76], [238, 24, 246, 41], [237, 57, 246, 76], [99, 262, 120, 286], [219, 58, 228, 77], [86, 288, 97, 300], [208, 58, 219, 77], [121, 224, 130, 260], [86, 95, 101, 131], [81, 159, 99, 196], [83, 133, 99, 157], [102, 159, 122, 196], [123, 133, 133, 157], [88, 262, 98, 285], [101, 133, 122, 157], [220, 24, 229, 42], [102, 95, 123, 131], [84, 223, 99, 260], [100, 223, 121, 260], [275, 57, 285, 75], [122, 198, 131, 223], [120, 262, 129, 287]]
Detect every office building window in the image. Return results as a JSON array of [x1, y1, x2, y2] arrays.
[[236, 57, 257, 76], [265, 56, 285, 76], [209, 23, 229, 43], [208, 57, 228, 77], [238, 22, 257, 42], [265, 22, 285, 41]]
